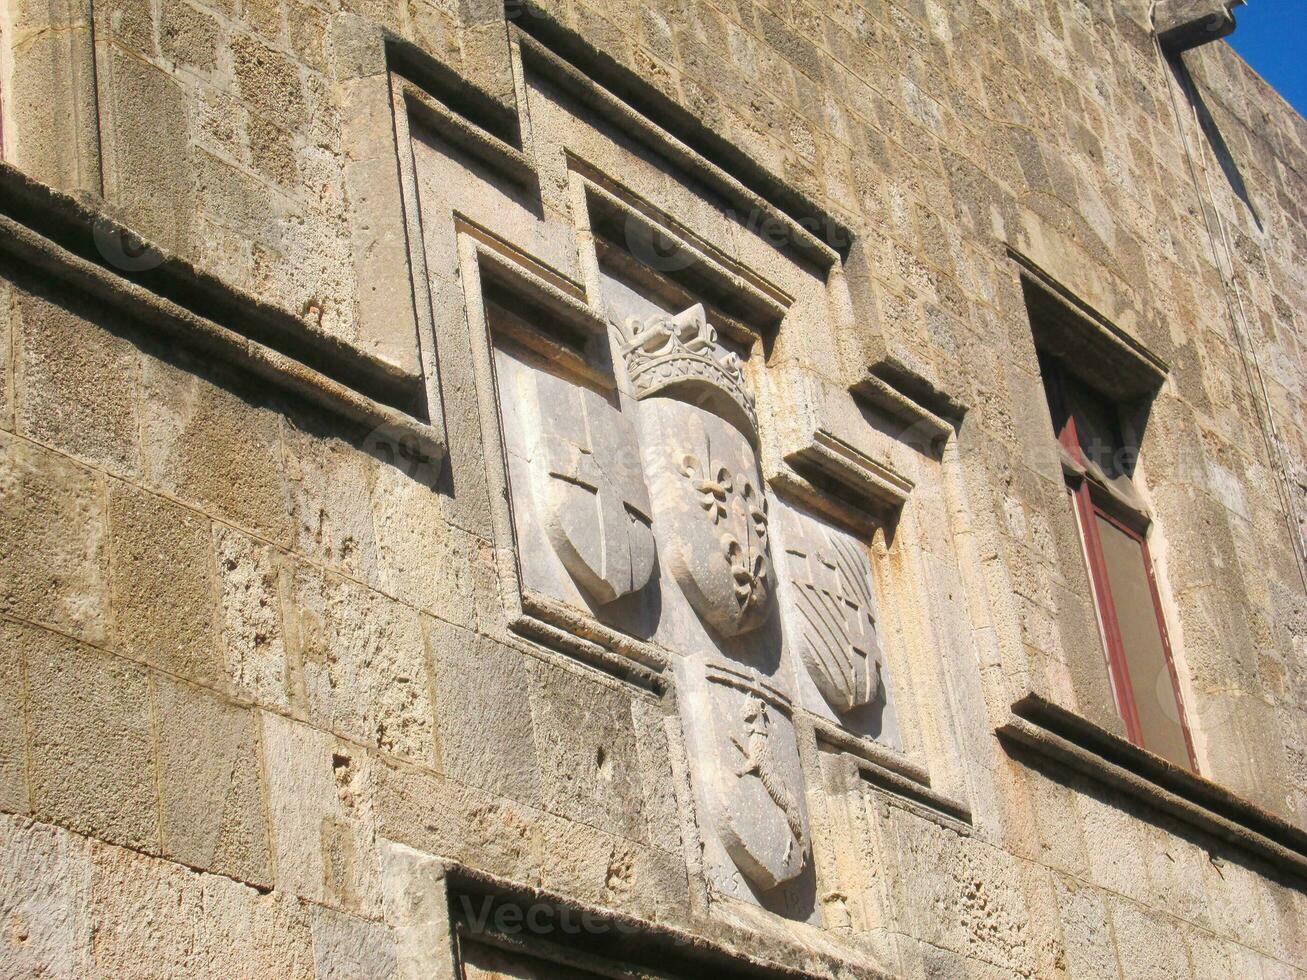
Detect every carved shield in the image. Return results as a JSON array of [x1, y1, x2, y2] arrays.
[[639, 398, 773, 636], [699, 666, 808, 890], [779, 508, 883, 713], [525, 371, 655, 604]]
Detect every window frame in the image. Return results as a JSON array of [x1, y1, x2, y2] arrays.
[[1043, 358, 1198, 770]]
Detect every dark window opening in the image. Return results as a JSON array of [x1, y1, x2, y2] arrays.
[[1040, 355, 1196, 771]]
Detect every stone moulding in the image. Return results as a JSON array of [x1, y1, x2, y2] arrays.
[[999, 694, 1307, 885], [1011, 249, 1169, 401], [0, 162, 445, 468], [511, 24, 848, 274], [441, 863, 887, 979]]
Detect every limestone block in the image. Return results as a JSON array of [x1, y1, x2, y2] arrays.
[[1076, 785, 1157, 906], [1106, 895, 1194, 979], [140, 355, 292, 546], [428, 617, 539, 804], [102, 47, 195, 254], [372, 447, 477, 627], [528, 660, 647, 841], [262, 712, 381, 916], [0, 814, 94, 977], [0, 643, 28, 815], [535, 811, 689, 922], [154, 675, 272, 888], [1052, 873, 1120, 980], [285, 419, 381, 584], [631, 699, 684, 854], [4, 2, 101, 195], [0, 432, 108, 642], [373, 761, 541, 886], [310, 906, 398, 980], [13, 287, 140, 476], [89, 833, 315, 979], [216, 524, 291, 710], [378, 839, 456, 980], [159, 0, 221, 73], [21, 624, 158, 850], [284, 561, 435, 764], [109, 482, 219, 685]]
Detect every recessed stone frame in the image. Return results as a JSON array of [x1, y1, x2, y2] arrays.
[[453, 221, 671, 693], [769, 388, 971, 827]]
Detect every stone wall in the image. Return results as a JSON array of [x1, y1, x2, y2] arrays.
[[0, 0, 1304, 977]]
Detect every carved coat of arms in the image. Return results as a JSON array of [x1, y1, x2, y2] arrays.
[[621, 305, 773, 637], [779, 509, 884, 713], [693, 665, 809, 891], [521, 368, 656, 604]]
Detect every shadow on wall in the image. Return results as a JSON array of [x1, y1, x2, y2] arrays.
[[1164, 51, 1264, 232]]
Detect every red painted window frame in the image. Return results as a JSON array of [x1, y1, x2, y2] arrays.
[[1045, 361, 1198, 770]]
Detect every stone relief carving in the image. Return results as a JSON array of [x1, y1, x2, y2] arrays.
[[691, 664, 809, 892], [623, 305, 774, 638], [526, 371, 655, 604], [778, 507, 884, 714], [491, 284, 810, 895]]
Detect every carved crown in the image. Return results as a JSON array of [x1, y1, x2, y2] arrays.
[[618, 304, 757, 434]]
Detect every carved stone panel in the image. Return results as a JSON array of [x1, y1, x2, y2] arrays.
[[621, 305, 774, 638], [495, 341, 655, 611], [526, 369, 655, 604], [776, 507, 883, 714], [679, 660, 811, 894]]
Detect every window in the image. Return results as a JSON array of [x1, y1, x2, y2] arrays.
[[1040, 355, 1197, 770]]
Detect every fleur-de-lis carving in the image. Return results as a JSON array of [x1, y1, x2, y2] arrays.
[[681, 454, 733, 524], [740, 479, 768, 543], [725, 536, 768, 611]]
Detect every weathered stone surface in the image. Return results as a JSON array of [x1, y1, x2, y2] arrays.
[[528, 660, 646, 841], [21, 624, 158, 850], [0, 643, 28, 815], [140, 356, 292, 546], [310, 905, 398, 980], [216, 523, 290, 709], [0, 432, 108, 642], [0, 814, 93, 977], [109, 482, 218, 684], [284, 560, 434, 763], [428, 617, 538, 803], [13, 287, 140, 476], [3, 1, 1307, 976], [378, 839, 456, 980], [262, 711, 381, 916], [154, 675, 271, 887], [285, 422, 380, 582], [89, 830, 315, 979]]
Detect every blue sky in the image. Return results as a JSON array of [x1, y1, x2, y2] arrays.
[[1226, 0, 1307, 117]]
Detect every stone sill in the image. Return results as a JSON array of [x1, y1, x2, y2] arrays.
[[998, 694, 1307, 881]]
